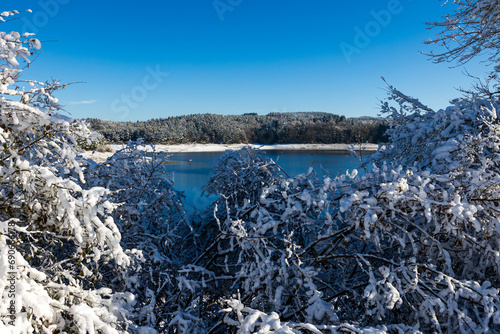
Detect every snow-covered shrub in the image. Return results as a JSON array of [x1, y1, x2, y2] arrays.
[[0, 10, 144, 333], [181, 88, 500, 333], [85, 141, 191, 330], [426, 0, 500, 97], [202, 147, 284, 210], [77, 131, 110, 151], [198, 147, 284, 275], [221, 299, 421, 334], [86, 141, 186, 237]]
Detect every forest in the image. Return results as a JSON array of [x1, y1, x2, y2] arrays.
[[1, 2, 500, 333], [85, 113, 388, 145]]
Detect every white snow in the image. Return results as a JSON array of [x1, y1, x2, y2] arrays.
[[80, 143, 379, 162]]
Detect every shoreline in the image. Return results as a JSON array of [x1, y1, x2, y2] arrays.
[[80, 143, 379, 162]]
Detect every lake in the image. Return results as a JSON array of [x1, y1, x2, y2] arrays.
[[163, 150, 365, 214]]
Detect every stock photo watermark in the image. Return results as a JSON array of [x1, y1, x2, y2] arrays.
[[339, 0, 406, 63], [111, 65, 169, 120], [21, 0, 70, 34], [6, 220, 18, 326], [213, 0, 243, 21]]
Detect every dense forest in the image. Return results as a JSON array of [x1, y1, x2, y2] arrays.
[[85, 112, 388, 144]]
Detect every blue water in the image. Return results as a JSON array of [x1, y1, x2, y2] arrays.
[[163, 150, 365, 214]]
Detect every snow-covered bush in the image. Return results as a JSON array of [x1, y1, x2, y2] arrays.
[[0, 10, 143, 333], [86, 141, 186, 238], [180, 88, 500, 333], [164, 148, 286, 332], [195, 147, 284, 267], [85, 141, 193, 330], [202, 147, 284, 210], [426, 0, 500, 68], [426, 0, 500, 97]]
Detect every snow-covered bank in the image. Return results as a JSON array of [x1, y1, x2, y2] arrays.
[[80, 143, 379, 162]]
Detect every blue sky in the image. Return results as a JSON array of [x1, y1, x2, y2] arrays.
[[2, 1, 489, 121]]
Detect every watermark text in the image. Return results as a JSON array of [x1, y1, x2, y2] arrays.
[[339, 0, 404, 63]]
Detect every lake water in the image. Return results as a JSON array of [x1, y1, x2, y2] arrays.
[[163, 150, 365, 214]]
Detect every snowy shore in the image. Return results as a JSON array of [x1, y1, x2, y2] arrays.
[[80, 143, 379, 163]]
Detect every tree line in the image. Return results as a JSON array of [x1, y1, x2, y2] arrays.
[[85, 112, 388, 145]]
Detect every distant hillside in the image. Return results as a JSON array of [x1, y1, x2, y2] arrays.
[[85, 112, 388, 145]]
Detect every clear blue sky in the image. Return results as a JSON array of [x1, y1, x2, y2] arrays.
[[2, 1, 489, 121]]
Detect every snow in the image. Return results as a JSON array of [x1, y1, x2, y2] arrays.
[[80, 143, 379, 162]]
